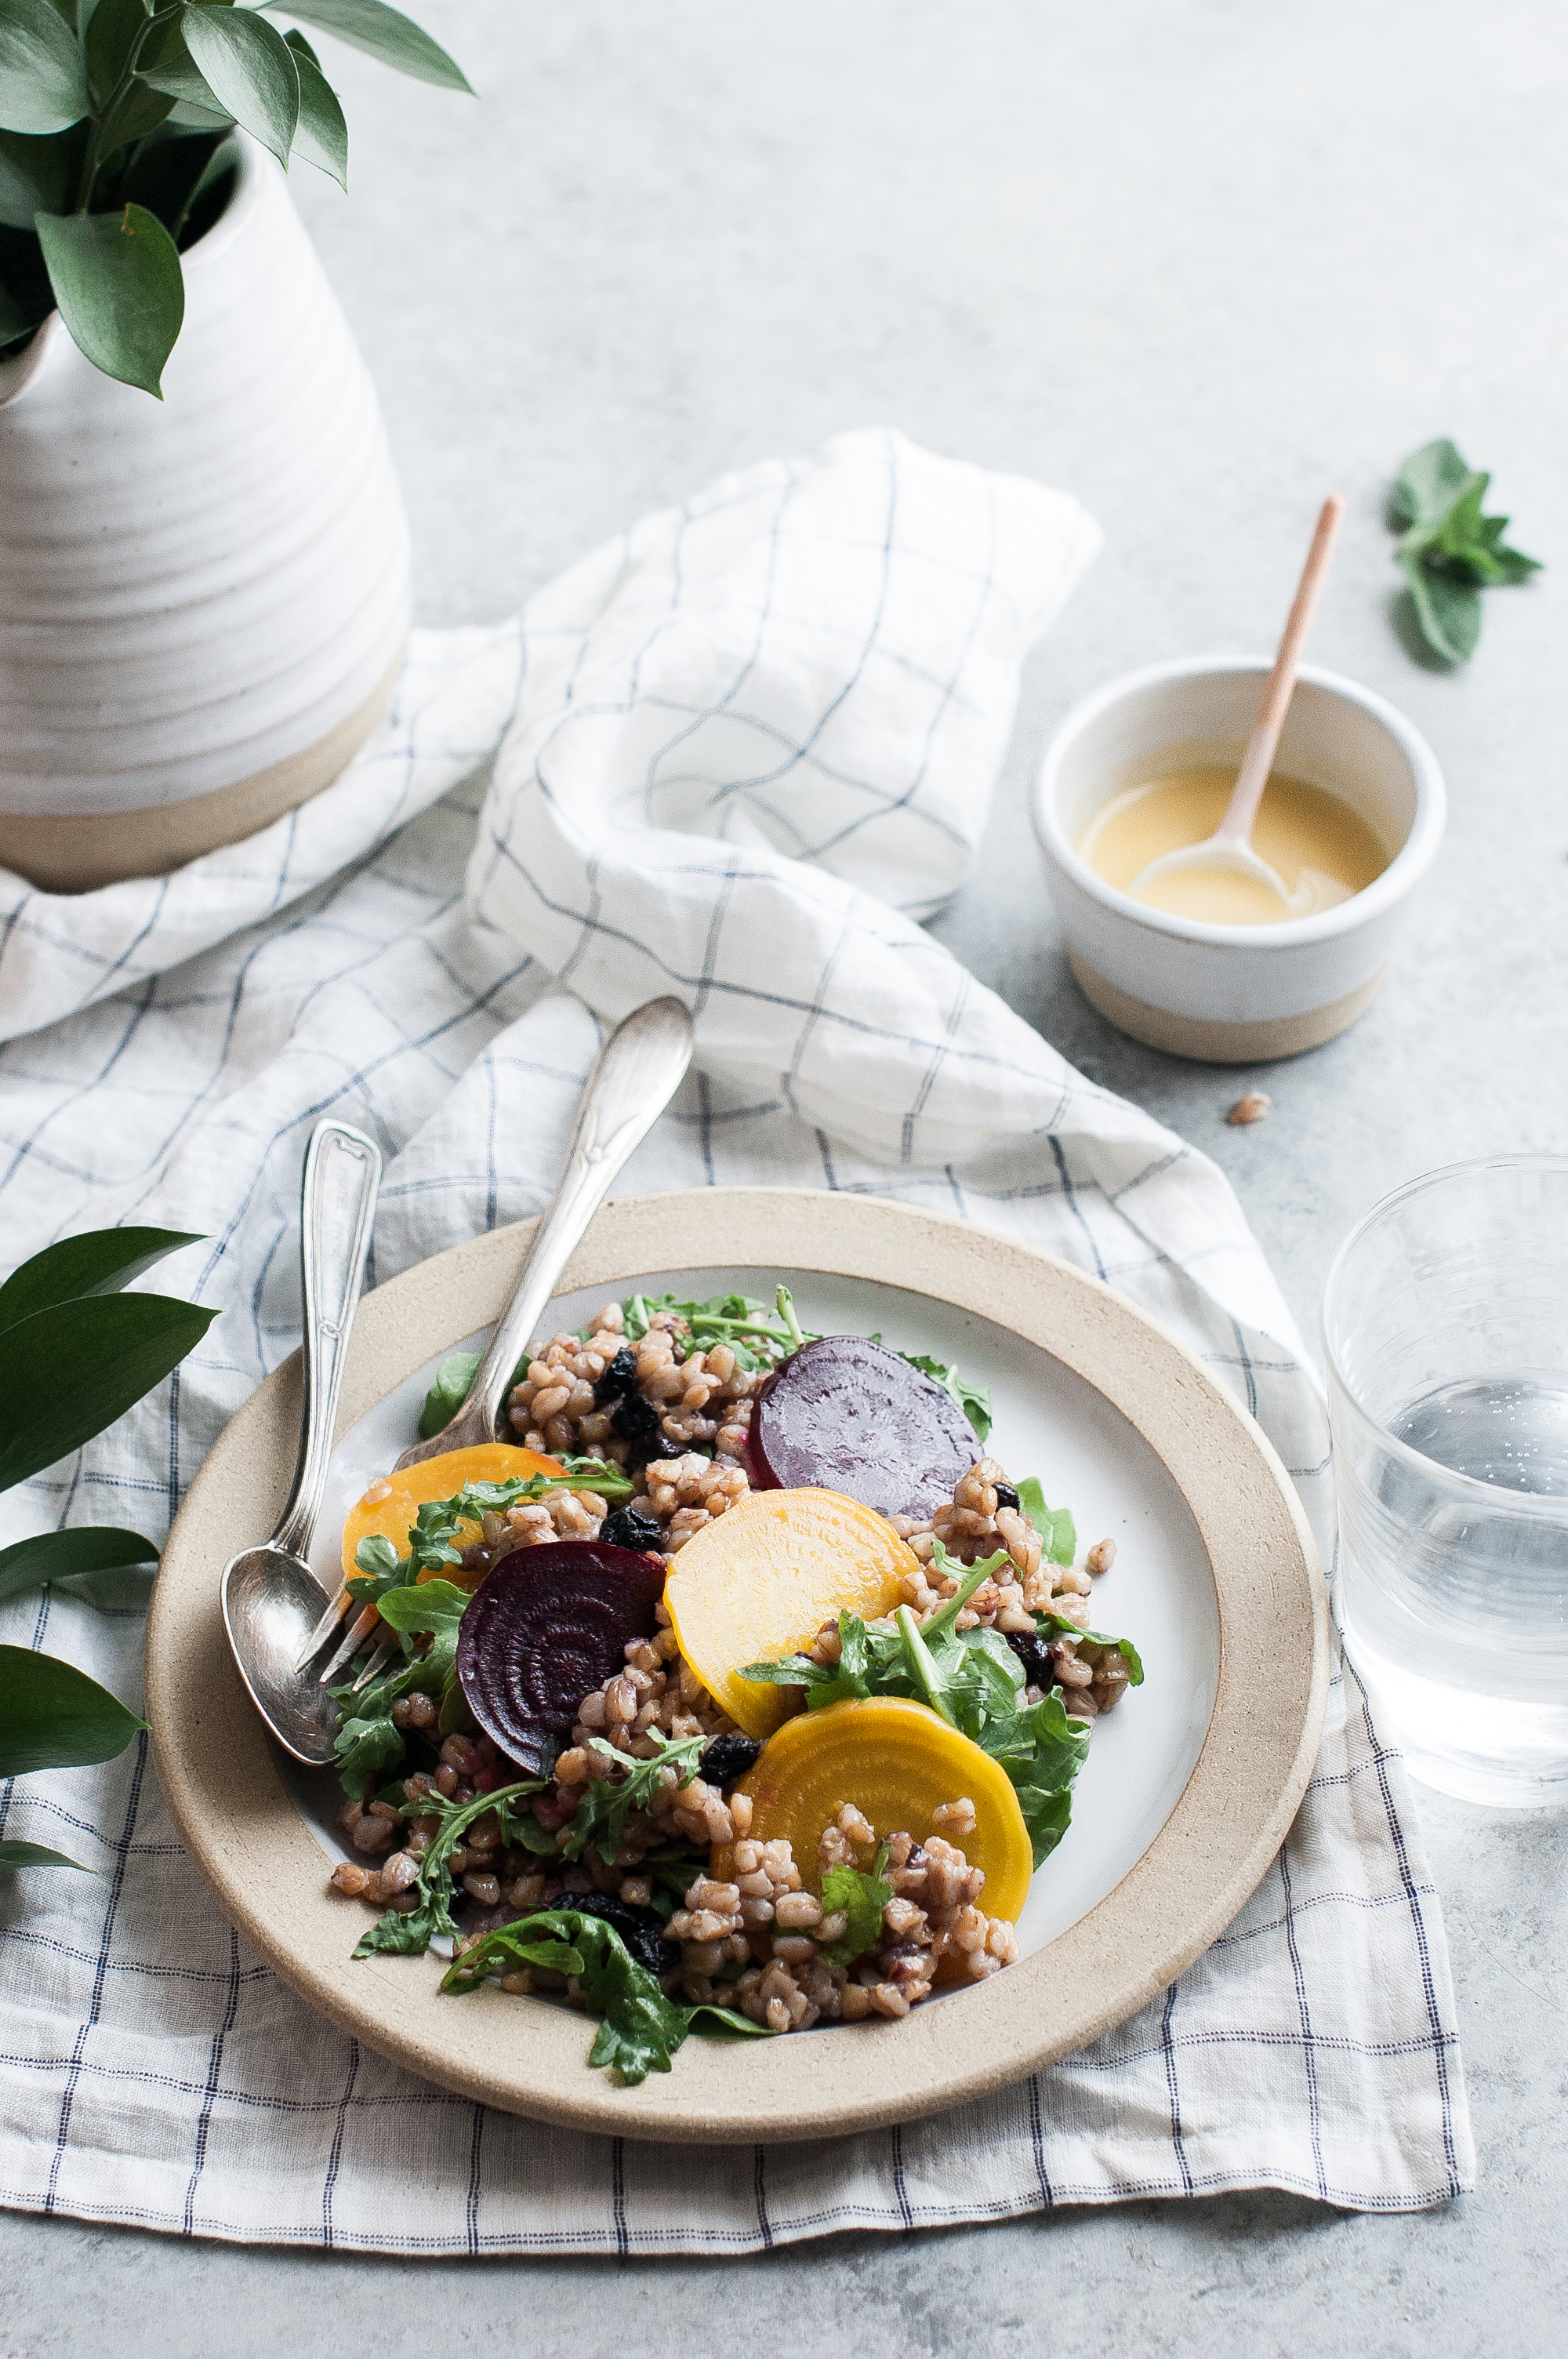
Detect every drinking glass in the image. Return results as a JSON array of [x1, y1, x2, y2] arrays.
[[1321, 1154, 1568, 1807]]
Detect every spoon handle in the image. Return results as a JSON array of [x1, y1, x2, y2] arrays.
[[394, 997, 695, 1470], [274, 1121, 382, 1559], [1218, 493, 1345, 845]]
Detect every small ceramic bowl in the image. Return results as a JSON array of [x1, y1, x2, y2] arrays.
[[1032, 657, 1446, 1063]]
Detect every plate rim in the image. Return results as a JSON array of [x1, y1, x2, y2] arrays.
[[147, 1187, 1328, 2146]]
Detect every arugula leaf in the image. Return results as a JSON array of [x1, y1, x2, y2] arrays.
[[559, 1729, 709, 1863], [346, 1465, 635, 1602], [1390, 438, 1543, 665], [619, 1286, 816, 1372], [898, 1353, 993, 1442], [1014, 1476, 1076, 1567], [441, 1908, 775, 2084], [352, 1776, 544, 1957], [418, 1348, 481, 1439], [989, 1688, 1093, 1866], [816, 1845, 892, 1968], [329, 1579, 469, 1795]]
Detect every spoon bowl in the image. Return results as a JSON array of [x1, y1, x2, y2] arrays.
[[1128, 834, 1300, 908], [222, 1543, 344, 1765]]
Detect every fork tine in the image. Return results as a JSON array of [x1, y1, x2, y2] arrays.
[[350, 1637, 399, 1693], [292, 1582, 352, 1675], [315, 1604, 381, 1688]]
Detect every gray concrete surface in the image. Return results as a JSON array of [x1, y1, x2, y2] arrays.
[[5, 2, 1566, 2350]]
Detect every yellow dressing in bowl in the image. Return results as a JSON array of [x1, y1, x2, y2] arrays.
[[1081, 764, 1390, 925]]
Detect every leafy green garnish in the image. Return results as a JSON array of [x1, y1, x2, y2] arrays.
[[418, 1349, 483, 1439], [1390, 438, 1543, 664], [352, 1776, 545, 1958], [619, 1285, 815, 1372], [347, 1463, 635, 1601], [816, 1843, 893, 1968], [329, 1579, 472, 1797], [441, 1908, 775, 2083], [559, 1729, 710, 1863], [898, 1353, 993, 1442], [739, 1542, 1128, 1868], [1015, 1475, 1076, 1567]]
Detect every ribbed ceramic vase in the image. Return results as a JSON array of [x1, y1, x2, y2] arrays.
[[0, 135, 411, 892]]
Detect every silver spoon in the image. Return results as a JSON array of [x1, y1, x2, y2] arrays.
[[296, 994, 696, 1686], [221, 1120, 381, 1765]]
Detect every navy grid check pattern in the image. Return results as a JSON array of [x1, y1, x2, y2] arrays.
[[0, 431, 1472, 2246]]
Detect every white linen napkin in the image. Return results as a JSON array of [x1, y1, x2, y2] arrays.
[[0, 430, 1472, 2248]]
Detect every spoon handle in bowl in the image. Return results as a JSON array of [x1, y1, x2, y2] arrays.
[[394, 997, 695, 1470], [273, 1121, 382, 1559]]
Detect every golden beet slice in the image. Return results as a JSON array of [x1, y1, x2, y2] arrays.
[[733, 1696, 1033, 1921], [662, 1488, 917, 1739], [339, 1443, 564, 1586]]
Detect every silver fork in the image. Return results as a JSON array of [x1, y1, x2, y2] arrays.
[[300, 995, 695, 1693]]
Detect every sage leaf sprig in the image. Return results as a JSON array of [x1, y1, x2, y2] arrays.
[[0, 1224, 215, 1885], [1391, 439, 1544, 665], [0, 0, 472, 395]]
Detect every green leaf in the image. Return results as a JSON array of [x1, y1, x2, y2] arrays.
[[0, 124, 81, 225], [281, 22, 318, 65], [370, 1576, 468, 1633], [0, 1838, 96, 1872], [1014, 1476, 1076, 1566], [1391, 438, 1472, 530], [418, 1349, 480, 1439], [288, 42, 344, 184], [34, 200, 183, 392], [1400, 552, 1481, 666], [182, 2, 297, 165], [0, 1525, 158, 1605], [83, 0, 147, 107], [441, 1910, 773, 2085], [267, 0, 471, 92], [893, 1603, 958, 1726], [352, 1776, 543, 1954], [0, 1289, 216, 1493], [0, 0, 91, 133], [1032, 1610, 1144, 1686], [136, 48, 231, 122], [0, 1225, 201, 1336], [815, 1848, 892, 1968], [0, 1645, 143, 1777], [560, 1729, 708, 1863]]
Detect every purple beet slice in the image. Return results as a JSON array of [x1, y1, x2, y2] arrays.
[[751, 1335, 977, 1521], [456, 1541, 665, 1775]]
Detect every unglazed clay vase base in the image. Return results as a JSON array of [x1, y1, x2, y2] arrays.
[[1070, 953, 1388, 1063], [0, 136, 411, 890], [148, 1188, 1327, 2146], [0, 652, 402, 892]]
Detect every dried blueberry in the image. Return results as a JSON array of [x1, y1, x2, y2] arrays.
[[611, 1392, 660, 1441], [601, 1505, 665, 1555], [567, 1892, 682, 1979], [700, 1733, 763, 1788], [593, 1347, 639, 1405], [1004, 1629, 1055, 1688], [626, 1433, 684, 1474], [993, 1483, 1020, 1510]]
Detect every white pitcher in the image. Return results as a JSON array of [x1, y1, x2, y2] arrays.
[[0, 134, 410, 893]]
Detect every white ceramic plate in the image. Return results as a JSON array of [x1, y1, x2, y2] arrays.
[[149, 1189, 1326, 2144]]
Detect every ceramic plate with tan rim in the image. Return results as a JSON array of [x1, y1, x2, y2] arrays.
[[147, 1188, 1327, 2146]]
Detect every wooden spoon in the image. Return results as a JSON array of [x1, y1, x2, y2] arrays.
[[1131, 494, 1346, 909]]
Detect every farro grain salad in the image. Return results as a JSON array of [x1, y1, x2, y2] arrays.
[[326, 1287, 1142, 2085]]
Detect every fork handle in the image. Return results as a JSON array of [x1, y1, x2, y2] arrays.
[[274, 1121, 383, 1561], [410, 998, 694, 1464]]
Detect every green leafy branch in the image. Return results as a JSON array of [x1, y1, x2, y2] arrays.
[[1391, 438, 1543, 665], [0, 1224, 216, 1879], [0, 0, 471, 395], [441, 1907, 774, 2085]]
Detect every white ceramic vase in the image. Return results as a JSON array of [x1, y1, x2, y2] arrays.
[[0, 135, 411, 893]]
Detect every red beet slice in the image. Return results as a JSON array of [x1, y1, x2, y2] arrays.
[[752, 1336, 976, 1521], [456, 1542, 666, 1774]]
